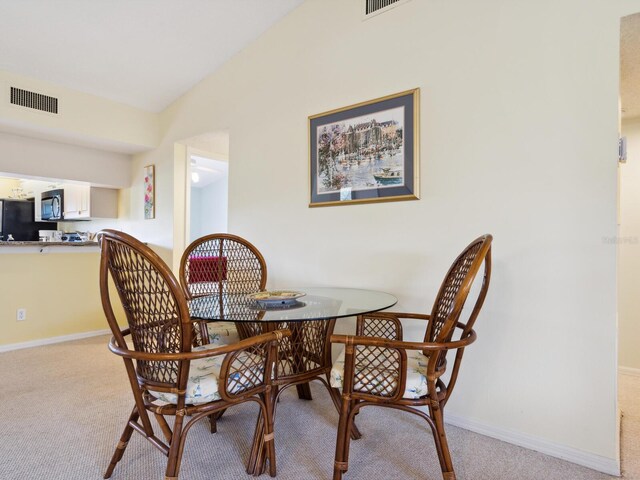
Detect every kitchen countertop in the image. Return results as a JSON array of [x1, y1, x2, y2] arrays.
[[0, 241, 98, 246]]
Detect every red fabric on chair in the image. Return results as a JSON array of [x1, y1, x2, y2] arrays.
[[188, 256, 227, 283]]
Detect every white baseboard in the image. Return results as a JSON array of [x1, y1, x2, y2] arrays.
[[619, 366, 640, 377], [0, 329, 111, 353], [445, 413, 620, 476]]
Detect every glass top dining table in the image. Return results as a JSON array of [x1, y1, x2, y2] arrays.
[[189, 286, 398, 323]]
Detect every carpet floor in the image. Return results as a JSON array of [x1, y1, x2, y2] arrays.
[[0, 335, 636, 480]]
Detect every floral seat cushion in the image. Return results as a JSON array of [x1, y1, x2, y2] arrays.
[[149, 343, 262, 405], [206, 321, 240, 345], [330, 348, 430, 399]]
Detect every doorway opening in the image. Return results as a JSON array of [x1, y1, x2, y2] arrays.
[[618, 13, 640, 374], [189, 154, 229, 241], [617, 11, 640, 479], [172, 130, 229, 272]]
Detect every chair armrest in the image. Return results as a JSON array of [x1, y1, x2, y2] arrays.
[[356, 312, 432, 341], [376, 312, 431, 321], [108, 329, 291, 362], [331, 326, 476, 352]]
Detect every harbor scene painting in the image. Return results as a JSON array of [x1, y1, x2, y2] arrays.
[[315, 106, 405, 195], [309, 89, 419, 207]]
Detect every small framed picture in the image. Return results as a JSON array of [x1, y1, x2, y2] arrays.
[[144, 164, 155, 219], [309, 89, 419, 207]]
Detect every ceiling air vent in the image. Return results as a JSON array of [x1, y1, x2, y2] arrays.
[[364, 0, 410, 19], [10, 87, 58, 114]]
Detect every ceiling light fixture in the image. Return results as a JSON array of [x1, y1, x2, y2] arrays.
[[191, 172, 200, 183]]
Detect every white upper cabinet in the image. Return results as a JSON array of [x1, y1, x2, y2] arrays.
[[63, 184, 117, 219], [63, 184, 82, 219]]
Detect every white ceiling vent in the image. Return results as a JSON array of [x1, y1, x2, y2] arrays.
[[363, 0, 411, 19], [10, 87, 58, 114]]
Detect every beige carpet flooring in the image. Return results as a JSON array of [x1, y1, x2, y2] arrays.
[[0, 335, 636, 480]]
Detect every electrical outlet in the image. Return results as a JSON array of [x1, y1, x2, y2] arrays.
[[16, 308, 26, 321]]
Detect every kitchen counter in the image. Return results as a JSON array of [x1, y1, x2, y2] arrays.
[[0, 241, 98, 246], [0, 241, 100, 254]]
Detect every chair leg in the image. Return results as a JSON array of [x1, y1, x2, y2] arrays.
[[329, 387, 361, 440], [296, 382, 313, 400], [104, 407, 139, 479], [262, 393, 277, 477], [155, 413, 173, 443], [208, 414, 217, 433], [247, 408, 266, 475], [164, 412, 186, 480], [208, 408, 226, 433], [349, 399, 362, 440], [333, 396, 351, 480], [431, 405, 456, 480], [340, 408, 360, 476]]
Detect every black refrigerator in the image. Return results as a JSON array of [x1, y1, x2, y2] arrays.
[[0, 199, 56, 241]]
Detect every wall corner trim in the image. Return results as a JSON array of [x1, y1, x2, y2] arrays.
[[0, 329, 110, 353], [445, 413, 621, 476]]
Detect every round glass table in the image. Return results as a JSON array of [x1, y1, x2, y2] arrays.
[[189, 287, 397, 475], [189, 286, 398, 322]]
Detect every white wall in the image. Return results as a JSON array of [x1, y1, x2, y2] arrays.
[[189, 179, 229, 241], [0, 69, 158, 152], [0, 131, 131, 187], [191, 178, 228, 240], [189, 186, 203, 240], [619, 119, 640, 370], [119, 0, 640, 472]]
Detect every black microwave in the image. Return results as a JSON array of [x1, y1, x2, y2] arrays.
[[41, 189, 63, 221]]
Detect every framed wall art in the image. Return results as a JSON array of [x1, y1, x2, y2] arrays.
[[309, 88, 419, 207], [144, 164, 155, 219]]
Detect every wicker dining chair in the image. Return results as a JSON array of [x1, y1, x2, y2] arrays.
[[99, 229, 288, 480], [179, 233, 267, 347], [330, 234, 493, 480]]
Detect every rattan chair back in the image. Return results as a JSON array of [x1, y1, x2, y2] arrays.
[[180, 233, 267, 340], [180, 233, 267, 298], [99, 229, 193, 388], [426, 234, 492, 345]]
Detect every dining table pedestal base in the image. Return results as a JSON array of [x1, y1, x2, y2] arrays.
[[242, 318, 338, 476], [189, 287, 398, 477]]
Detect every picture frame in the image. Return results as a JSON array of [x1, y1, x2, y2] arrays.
[[309, 88, 419, 207], [144, 164, 155, 219]]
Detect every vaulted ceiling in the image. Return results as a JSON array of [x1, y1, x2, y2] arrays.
[[0, 0, 304, 112], [0, 2, 636, 120]]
